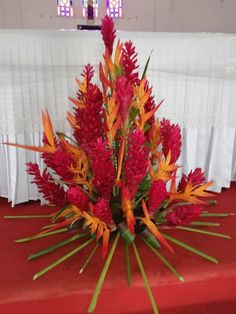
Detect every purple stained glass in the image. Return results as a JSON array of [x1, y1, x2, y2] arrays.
[[57, 0, 73, 17], [106, 0, 122, 18]]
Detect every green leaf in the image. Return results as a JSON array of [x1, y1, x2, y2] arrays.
[[132, 242, 159, 314], [162, 233, 218, 264], [141, 228, 160, 249], [200, 213, 233, 217], [52, 205, 71, 223], [56, 132, 78, 146], [88, 233, 120, 313], [125, 241, 131, 287], [141, 50, 153, 80], [142, 237, 184, 282], [33, 237, 94, 280], [176, 226, 231, 239], [117, 222, 135, 244], [190, 221, 220, 227], [79, 242, 100, 274], [28, 233, 88, 261], [15, 228, 68, 243], [4, 214, 52, 219]]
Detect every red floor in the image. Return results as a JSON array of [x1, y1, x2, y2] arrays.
[[0, 183, 236, 314]]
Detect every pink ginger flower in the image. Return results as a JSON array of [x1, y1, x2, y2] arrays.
[[90, 138, 115, 199], [124, 129, 149, 198], [101, 15, 116, 55], [26, 162, 66, 206], [148, 179, 167, 215], [116, 76, 134, 122], [73, 84, 104, 153], [178, 168, 205, 191], [121, 41, 139, 84], [66, 186, 89, 211], [93, 198, 114, 226], [160, 118, 182, 163], [166, 205, 203, 226]]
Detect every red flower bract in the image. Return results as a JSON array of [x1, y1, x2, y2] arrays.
[[26, 162, 66, 206], [148, 179, 167, 215], [116, 75, 134, 122], [121, 41, 139, 85], [66, 186, 89, 211], [124, 128, 149, 199], [93, 198, 114, 226], [81, 64, 94, 84], [166, 205, 203, 226], [160, 118, 182, 164], [73, 84, 104, 153], [101, 15, 116, 56], [178, 168, 205, 191], [90, 138, 115, 199]]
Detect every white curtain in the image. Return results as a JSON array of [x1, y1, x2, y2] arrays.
[[0, 30, 236, 205]]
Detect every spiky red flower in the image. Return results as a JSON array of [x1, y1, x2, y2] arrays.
[[26, 162, 66, 206], [121, 41, 139, 84], [160, 118, 182, 163], [73, 84, 104, 153], [81, 64, 94, 84], [116, 76, 134, 122], [166, 205, 203, 226], [101, 15, 116, 55], [93, 198, 114, 226], [178, 168, 205, 191], [66, 186, 89, 211], [90, 138, 115, 199], [124, 128, 149, 198], [148, 179, 167, 214]]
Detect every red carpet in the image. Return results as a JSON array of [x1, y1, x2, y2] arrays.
[[0, 183, 236, 314]]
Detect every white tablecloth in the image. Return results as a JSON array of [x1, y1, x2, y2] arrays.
[[0, 30, 236, 205]]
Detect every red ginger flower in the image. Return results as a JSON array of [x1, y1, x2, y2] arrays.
[[121, 41, 139, 84], [116, 75, 134, 122], [160, 118, 182, 164], [124, 128, 149, 199], [66, 186, 89, 211], [148, 179, 167, 215], [81, 64, 94, 84], [178, 168, 205, 191], [93, 198, 114, 226], [26, 162, 66, 206], [73, 84, 104, 153], [166, 205, 203, 226], [101, 15, 116, 55], [90, 138, 115, 199]]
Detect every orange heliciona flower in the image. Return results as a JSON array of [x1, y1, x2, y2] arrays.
[[4, 110, 57, 154], [140, 200, 174, 253], [121, 182, 136, 234]]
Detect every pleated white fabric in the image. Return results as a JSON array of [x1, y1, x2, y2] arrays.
[[0, 30, 236, 204]]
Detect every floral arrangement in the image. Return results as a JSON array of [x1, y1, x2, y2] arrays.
[[5, 16, 232, 314]]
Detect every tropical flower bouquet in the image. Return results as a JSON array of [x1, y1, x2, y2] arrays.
[[5, 16, 232, 314]]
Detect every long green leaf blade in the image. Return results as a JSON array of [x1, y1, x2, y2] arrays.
[[4, 215, 52, 219], [28, 233, 88, 261], [190, 221, 220, 227], [162, 233, 218, 264], [88, 233, 120, 313], [15, 228, 68, 243], [132, 242, 159, 314], [176, 226, 231, 239], [33, 237, 94, 280], [79, 242, 100, 274], [142, 238, 184, 282], [125, 241, 131, 287]]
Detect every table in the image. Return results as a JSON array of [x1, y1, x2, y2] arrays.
[[0, 182, 236, 313]]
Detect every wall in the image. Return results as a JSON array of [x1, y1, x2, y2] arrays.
[[0, 0, 235, 32]]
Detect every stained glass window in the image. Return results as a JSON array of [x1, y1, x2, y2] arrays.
[[82, 0, 99, 19], [106, 0, 123, 18], [57, 0, 74, 17]]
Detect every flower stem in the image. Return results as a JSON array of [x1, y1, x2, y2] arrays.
[[200, 213, 234, 217], [132, 242, 159, 314], [161, 233, 218, 264], [33, 237, 94, 280], [79, 242, 100, 274], [142, 238, 184, 282], [88, 233, 120, 313], [4, 215, 52, 219], [175, 226, 231, 239], [190, 221, 220, 227], [28, 233, 88, 261], [15, 228, 68, 243], [125, 241, 131, 287]]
